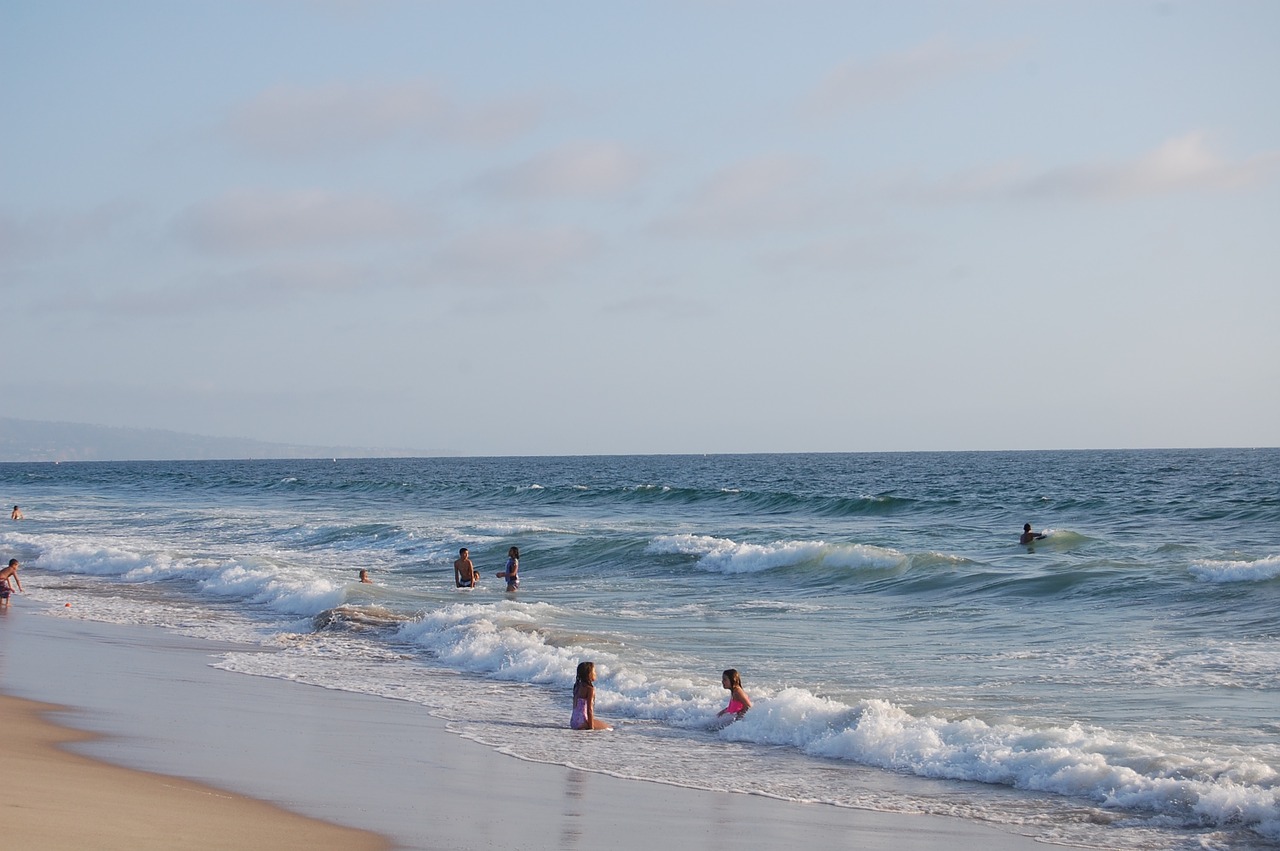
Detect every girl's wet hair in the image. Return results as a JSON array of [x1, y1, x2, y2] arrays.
[[722, 668, 741, 688], [576, 661, 595, 683]]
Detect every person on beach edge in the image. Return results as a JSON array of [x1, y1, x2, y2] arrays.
[[1, 558, 23, 605], [571, 661, 611, 730], [717, 669, 752, 720], [495, 546, 519, 591], [454, 548, 477, 588]]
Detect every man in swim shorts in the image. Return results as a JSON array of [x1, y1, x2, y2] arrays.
[[1, 558, 22, 604], [454, 548, 477, 588]]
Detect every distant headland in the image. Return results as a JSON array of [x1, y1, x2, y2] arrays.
[[0, 418, 448, 462]]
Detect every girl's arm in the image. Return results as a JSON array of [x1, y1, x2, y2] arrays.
[[583, 683, 595, 726]]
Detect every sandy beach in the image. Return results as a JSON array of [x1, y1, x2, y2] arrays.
[[0, 693, 390, 850], [0, 597, 1046, 851]]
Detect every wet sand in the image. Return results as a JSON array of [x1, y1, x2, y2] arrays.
[[0, 691, 389, 850], [0, 600, 1045, 850]]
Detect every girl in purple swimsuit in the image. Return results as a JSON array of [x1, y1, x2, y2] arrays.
[[570, 661, 611, 730], [716, 669, 752, 720], [495, 546, 519, 591]]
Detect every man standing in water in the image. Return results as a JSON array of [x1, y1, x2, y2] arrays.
[[1020, 523, 1046, 545], [11, 505, 22, 520], [1, 558, 22, 604], [454, 548, 478, 588]]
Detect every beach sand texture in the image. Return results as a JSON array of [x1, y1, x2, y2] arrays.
[[0, 602, 1044, 850], [0, 694, 391, 851]]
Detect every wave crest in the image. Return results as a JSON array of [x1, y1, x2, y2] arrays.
[[1189, 555, 1280, 583], [645, 534, 904, 574]]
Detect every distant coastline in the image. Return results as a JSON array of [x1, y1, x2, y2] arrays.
[[0, 418, 449, 462]]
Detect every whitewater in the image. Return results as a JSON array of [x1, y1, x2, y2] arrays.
[[2, 449, 1277, 849]]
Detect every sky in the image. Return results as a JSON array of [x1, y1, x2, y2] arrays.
[[2, 0, 1277, 456]]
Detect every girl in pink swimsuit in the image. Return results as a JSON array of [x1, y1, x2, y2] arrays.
[[570, 661, 611, 730], [716, 668, 752, 720]]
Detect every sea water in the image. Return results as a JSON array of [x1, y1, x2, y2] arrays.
[[2, 450, 1277, 849]]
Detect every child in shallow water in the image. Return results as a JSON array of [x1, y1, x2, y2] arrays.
[[716, 669, 752, 720], [570, 661, 611, 730], [495, 546, 519, 591]]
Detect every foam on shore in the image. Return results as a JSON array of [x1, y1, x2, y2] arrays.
[[0, 600, 1046, 851]]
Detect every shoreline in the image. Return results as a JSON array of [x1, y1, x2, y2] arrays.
[[0, 693, 392, 851], [0, 599, 1047, 851]]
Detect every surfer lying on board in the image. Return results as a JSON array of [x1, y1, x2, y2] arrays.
[[1020, 523, 1047, 545]]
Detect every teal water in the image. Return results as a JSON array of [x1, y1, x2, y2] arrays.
[[3, 449, 1278, 849]]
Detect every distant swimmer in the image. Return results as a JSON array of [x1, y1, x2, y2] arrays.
[[495, 546, 519, 592], [454, 548, 478, 588], [10, 505, 22, 520], [358, 569, 373, 584], [1, 559, 22, 604], [1020, 523, 1047, 545]]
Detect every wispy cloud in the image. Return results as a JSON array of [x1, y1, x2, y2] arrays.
[[475, 141, 649, 199], [804, 37, 1024, 115], [424, 224, 599, 287], [1019, 132, 1280, 200], [652, 155, 832, 238], [175, 189, 425, 254], [224, 80, 546, 156], [0, 201, 140, 264], [601, 293, 714, 319], [38, 258, 373, 316], [891, 133, 1280, 204]]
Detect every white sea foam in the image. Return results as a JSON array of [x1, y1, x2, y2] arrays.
[[16, 530, 348, 617], [1189, 554, 1280, 583], [368, 598, 1280, 838], [646, 534, 903, 574]]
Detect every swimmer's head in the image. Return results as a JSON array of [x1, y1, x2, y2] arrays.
[[722, 669, 741, 688]]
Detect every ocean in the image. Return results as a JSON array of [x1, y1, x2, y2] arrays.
[[3, 449, 1277, 849]]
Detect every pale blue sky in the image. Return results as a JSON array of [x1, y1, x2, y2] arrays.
[[3, 1, 1277, 455]]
